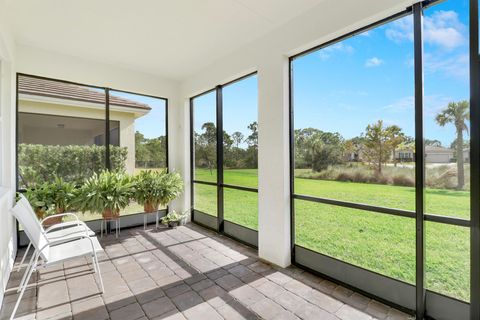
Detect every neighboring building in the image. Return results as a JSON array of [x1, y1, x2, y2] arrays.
[[395, 150, 414, 162], [395, 146, 458, 164], [17, 76, 151, 173], [424, 146, 454, 164]]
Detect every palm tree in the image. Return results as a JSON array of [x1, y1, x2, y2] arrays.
[[435, 100, 469, 190]]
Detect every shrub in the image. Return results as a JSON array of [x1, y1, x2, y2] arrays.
[[337, 172, 354, 182], [353, 171, 369, 183], [374, 173, 392, 185], [18, 144, 127, 187], [392, 174, 415, 187], [296, 163, 470, 190]]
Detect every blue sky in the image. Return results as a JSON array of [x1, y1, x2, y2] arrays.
[[293, 0, 469, 147], [111, 90, 166, 139], [193, 75, 258, 148], [139, 0, 469, 148]]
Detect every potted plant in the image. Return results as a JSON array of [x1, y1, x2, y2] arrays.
[[42, 177, 76, 225], [133, 170, 183, 213], [160, 210, 187, 228], [76, 170, 134, 220], [24, 183, 52, 219]]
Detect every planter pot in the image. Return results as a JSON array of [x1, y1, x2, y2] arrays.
[[144, 201, 159, 214], [168, 220, 180, 228], [103, 208, 120, 220], [43, 215, 64, 227], [35, 209, 46, 220]]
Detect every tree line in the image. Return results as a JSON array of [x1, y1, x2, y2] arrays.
[[135, 132, 167, 168], [172, 100, 469, 190], [194, 121, 258, 172], [296, 100, 469, 190]]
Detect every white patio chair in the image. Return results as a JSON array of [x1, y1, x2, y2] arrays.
[[9, 197, 105, 320], [15, 194, 95, 273]]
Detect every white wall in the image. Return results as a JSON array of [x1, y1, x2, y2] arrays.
[[180, 0, 419, 267], [0, 8, 17, 308]]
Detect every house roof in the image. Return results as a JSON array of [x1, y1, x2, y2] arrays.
[[18, 75, 151, 111], [425, 146, 453, 153]]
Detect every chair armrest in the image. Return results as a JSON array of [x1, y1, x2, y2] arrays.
[[44, 220, 88, 233]]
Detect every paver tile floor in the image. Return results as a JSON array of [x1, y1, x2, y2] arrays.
[[0, 224, 413, 320]]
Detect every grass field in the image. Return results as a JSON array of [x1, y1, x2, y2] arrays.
[[194, 168, 470, 301]]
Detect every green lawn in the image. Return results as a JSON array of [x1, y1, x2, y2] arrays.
[[194, 168, 470, 301]]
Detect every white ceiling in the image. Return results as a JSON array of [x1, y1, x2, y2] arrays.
[[4, 0, 325, 80]]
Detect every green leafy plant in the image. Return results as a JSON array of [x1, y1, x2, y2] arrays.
[[24, 183, 53, 218], [160, 210, 186, 228], [75, 170, 134, 219], [48, 176, 76, 213], [133, 170, 183, 213]]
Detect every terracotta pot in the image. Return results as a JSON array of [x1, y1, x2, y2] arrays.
[[144, 200, 159, 213], [35, 209, 46, 220], [43, 215, 64, 227], [56, 207, 65, 214], [103, 208, 120, 220]]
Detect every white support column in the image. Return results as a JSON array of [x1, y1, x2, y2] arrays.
[[258, 55, 291, 268], [168, 96, 191, 220]]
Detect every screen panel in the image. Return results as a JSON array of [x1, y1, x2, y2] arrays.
[[17, 75, 107, 189], [223, 75, 258, 189], [292, 15, 415, 211], [295, 199, 415, 283], [426, 222, 469, 301], [224, 188, 258, 230], [193, 91, 217, 183], [423, 0, 470, 220], [194, 183, 217, 217], [109, 90, 168, 216]]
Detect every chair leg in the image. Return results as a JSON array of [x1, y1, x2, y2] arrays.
[[10, 260, 37, 320], [16, 243, 31, 272], [92, 252, 104, 293], [17, 250, 36, 293], [91, 255, 98, 274]]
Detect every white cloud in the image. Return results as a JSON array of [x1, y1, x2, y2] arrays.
[[424, 94, 454, 117], [385, 16, 414, 43], [359, 30, 372, 37], [385, 10, 466, 50], [383, 96, 414, 113], [365, 57, 384, 67], [424, 11, 466, 49], [318, 43, 354, 60], [425, 53, 469, 80], [383, 95, 454, 117]]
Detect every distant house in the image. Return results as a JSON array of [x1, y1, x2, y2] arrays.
[[424, 146, 454, 164], [395, 150, 414, 162], [17, 76, 151, 173], [397, 146, 470, 164]]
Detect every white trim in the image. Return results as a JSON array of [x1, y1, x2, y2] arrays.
[[0, 233, 14, 309]]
